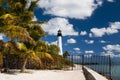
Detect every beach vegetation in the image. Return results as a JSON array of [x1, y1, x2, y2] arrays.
[[0, 0, 73, 72]]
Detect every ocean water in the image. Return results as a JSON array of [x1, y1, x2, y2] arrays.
[[111, 65, 120, 80], [67, 55, 120, 80], [86, 64, 120, 80]]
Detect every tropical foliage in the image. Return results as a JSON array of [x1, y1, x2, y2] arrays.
[[0, 0, 73, 72]]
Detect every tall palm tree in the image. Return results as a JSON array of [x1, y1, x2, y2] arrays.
[[0, 0, 46, 72]]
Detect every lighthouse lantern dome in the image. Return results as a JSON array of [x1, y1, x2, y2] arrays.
[[57, 29, 62, 36]]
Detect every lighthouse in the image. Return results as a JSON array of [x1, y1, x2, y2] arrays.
[[57, 29, 63, 55]]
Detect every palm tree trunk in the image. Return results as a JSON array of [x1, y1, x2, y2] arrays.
[[21, 58, 28, 72], [0, 52, 3, 72]]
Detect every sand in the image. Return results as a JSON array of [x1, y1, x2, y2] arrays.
[[0, 69, 85, 80], [0, 64, 108, 80]]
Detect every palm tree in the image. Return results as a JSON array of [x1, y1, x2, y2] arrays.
[[0, 0, 45, 44], [3, 41, 42, 72], [0, 0, 46, 72], [16, 42, 41, 72]]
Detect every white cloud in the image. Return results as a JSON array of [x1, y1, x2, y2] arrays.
[[89, 33, 93, 37], [100, 40, 106, 43], [73, 48, 80, 51], [101, 53, 115, 58], [46, 40, 58, 45], [80, 31, 87, 36], [51, 41, 57, 45], [96, 0, 103, 5], [107, 0, 115, 2], [0, 34, 3, 40], [90, 28, 106, 37], [85, 40, 94, 44], [73, 48, 81, 53], [41, 17, 78, 36], [101, 52, 120, 58], [106, 27, 118, 35], [102, 44, 120, 58], [67, 38, 76, 44], [103, 44, 120, 52], [110, 22, 120, 30], [38, 0, 102, 19], [85, 50, 94, 54], [90, 22, 120, 37]]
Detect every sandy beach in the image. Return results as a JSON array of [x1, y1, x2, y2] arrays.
[[0, 69, 85, 80], [0, 64, 109, 80]]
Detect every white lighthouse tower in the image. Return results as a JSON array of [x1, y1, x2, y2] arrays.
[[57, 29, 63, 55]]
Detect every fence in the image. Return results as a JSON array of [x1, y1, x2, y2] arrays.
[[2, 53, 120, 80], [1, 54, 114, 79], [67, 55, 111, 79]]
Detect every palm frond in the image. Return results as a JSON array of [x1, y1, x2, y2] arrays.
[[0, 13, 17, 25], [16, 42, 27, 51], [27, 0, 39, 11], [29, 25, 46, 41], [0, 13, 15, 19], [19, 11, 34, 23], [37, 52, 54, 61], [1, 25, 36, 44], [31, 20, 47, 24], [0, 0, 2, 5], [0, 6, 5, 16], [4, 42, 20, 54]]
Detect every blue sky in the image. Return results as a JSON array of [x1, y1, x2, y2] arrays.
[[34, 0, 120, 57], [1, 0, 120, 57]]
